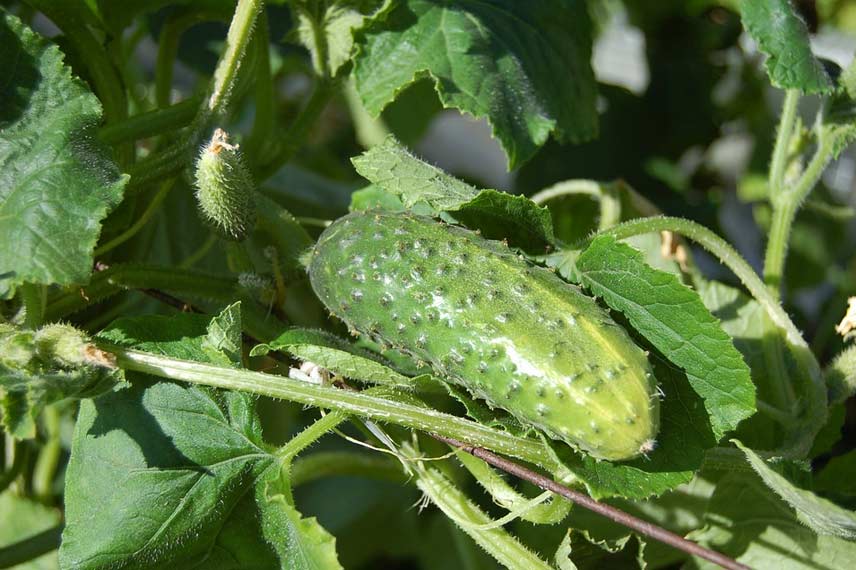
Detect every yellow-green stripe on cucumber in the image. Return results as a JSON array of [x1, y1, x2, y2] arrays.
[[309, 211, 659, 461]]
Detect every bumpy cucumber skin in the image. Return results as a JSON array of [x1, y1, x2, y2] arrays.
[[194, 129, 256, 241], [309, 211, 659, 461]]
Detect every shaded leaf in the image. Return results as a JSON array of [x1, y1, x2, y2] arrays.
[[688, 470, 856, 569], [700, 281, 827, 455], [0, 492, 61, 570], [735, 440, 856, 540]]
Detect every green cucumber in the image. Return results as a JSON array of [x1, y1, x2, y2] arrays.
[[309, 211, 659, 461]]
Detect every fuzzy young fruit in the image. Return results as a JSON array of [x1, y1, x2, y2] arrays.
[[194, 128, 256, 241], [309, 211, 660, 461]]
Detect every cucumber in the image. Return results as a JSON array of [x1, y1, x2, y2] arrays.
[[309, 211, 659, 461]]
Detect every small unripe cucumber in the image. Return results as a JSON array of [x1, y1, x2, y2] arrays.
[[194, 128, 256, 241], [309, 211, 660, 461]]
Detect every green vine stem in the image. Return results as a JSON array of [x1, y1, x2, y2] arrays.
[[763, 135, 835, 294], [19, 284, 45, 329], [44, 264, 238, 321], [204, 0, 266, 121], [98, 97, 201, 145], [276, 411, 347, 463], [155, 8, 231, 108], [0, 524, 63, 570], [290, 451, 406, 487], [531, 179, 621, 231], [768, 90, 800, 199], [244, 11, 275, 160], [32, 405, 61, 503], [256, 79, 338, 180], [455, 450, 570, 524], [0, 439, 27, 495], [104, 345, 555, 471], [406, 444, 554, 570], [94, 180, 176, 257]]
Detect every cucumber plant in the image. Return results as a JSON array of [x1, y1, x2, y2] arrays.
[[2, 1, 856, 569]]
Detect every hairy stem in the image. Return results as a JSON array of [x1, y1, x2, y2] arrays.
[[602, 217, 802, 346], [257, 79, 337, 180], [98, 97, 201, 145], [205, 0, 266, 119], [32, 406, 61, 502], [768, 90, 800, 198], [104, 346, 555, 470], [407, 444, 554, 570], [290, 451, 406, 487], [763, 136, 835, 294], [44, 264, 238, 321]]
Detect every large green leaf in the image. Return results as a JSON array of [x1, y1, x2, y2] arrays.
[[353, 0, 597, 167], [739, 0, 833, 94], [688, 470, 856, 569], [0, 12, 126, 298], [577, 236, 756, 440], [60, 308, 342, 569]]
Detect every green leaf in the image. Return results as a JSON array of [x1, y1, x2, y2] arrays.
[[688, 470, 856, 569], [545, 356, 716, 500], [203, 302, 244, 366], [351, 137, 555, 250], [554, 529, 644, 570], [351, 136, 478, 213], [446, 190, 555, 253], [257, 465, 344, 570], [815, 450, 856, 498], [699, 281, 827, 455], [739, 0, 833, 93], [734, 440, 856, 540], [0, 492, 61, 570], [0, 12, 127, 298], [0, 323, 121, 439], [353, 0, 597, 167], [577, 236, 756, 440], [349, 184, 406, 212], [61, 309, 342, 569], [296, 0, 393, 77], [251, 328, 417, 387]]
